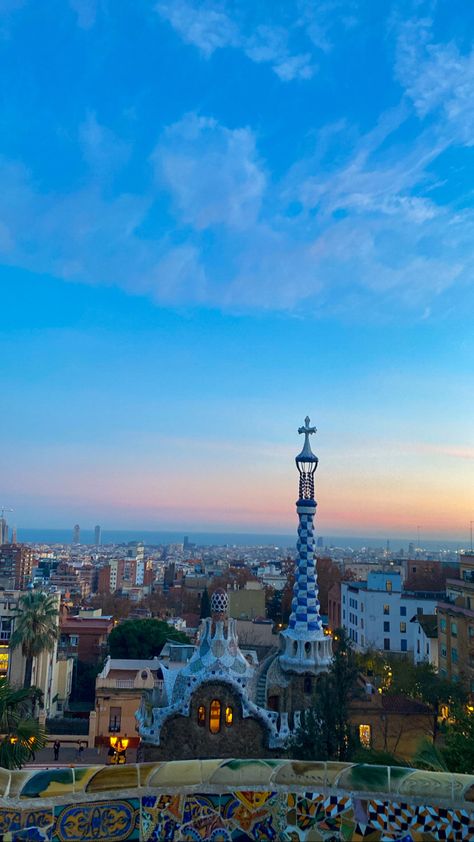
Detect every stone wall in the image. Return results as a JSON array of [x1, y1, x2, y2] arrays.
[[143, 682, 272, 761], [0, 758, 473, 840]]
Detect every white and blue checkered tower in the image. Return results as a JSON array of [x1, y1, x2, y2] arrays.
[[279, 417, 332, 674]]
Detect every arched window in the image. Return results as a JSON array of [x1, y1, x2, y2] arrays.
[[224, 705, 233, 727], [197, 705, 206, 727], [209, 699, 221, 734]]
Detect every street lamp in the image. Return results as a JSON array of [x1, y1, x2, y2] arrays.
[[109, 735, 129, 764]]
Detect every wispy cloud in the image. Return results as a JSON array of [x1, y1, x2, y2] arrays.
[[69, 0, 97, 30], [154, 112, 265, 230], [156, 0, 318, 81], [396, 16, 474, 145]]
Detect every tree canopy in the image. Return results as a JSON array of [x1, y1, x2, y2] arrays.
[[10, 590, 59, 688], [107, 618, 189, 659], [0, 677, 46, 769], [290, 628, 360, 762]]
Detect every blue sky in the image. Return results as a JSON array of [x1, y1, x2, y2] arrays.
[[0, 0, 473, 539]]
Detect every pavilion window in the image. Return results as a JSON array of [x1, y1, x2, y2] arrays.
[[359, 724, 371, 748], [225, 705, 233, 726], [209, 699, 221, 734], [197, 705, 206, 727]]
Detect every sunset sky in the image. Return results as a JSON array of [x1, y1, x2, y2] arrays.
[[1, 1, 473, 539]]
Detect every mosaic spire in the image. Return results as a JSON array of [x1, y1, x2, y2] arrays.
[[279, 417, 332, 675]]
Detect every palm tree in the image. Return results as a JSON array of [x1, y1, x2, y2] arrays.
[[0, 677, 46, 768], [10, 591, 59, 689]]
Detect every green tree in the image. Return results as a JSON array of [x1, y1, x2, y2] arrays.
[[200, 588, 211, 619], [290, 628, 360, 762], [0, 677, 46, 769], [10, 591, 59, 688], [108, 618, 188, 659], [442, 707, 474, 774]]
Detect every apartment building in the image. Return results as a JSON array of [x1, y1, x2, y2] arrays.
[[437, 552, 474, 693], [341, 572, 442, 655]]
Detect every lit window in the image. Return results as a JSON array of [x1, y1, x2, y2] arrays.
[[197, 705, 206, 727], [225, 705, 233, 726], [400, 622, 406, 633], [383, 605, 390, 615], [359, 724, 371, 748], [209, 699, 221, 734], [386, 580, 392, 593]]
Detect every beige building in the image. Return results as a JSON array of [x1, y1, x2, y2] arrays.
[[229, 583, 265, 620], [94, 657, 163, 747], [437, 552, 474, 694]]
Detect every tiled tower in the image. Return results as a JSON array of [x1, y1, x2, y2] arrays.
[[279, 417, 332, 675]]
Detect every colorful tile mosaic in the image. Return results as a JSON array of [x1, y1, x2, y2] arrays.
[[0, 759, 473, 841]]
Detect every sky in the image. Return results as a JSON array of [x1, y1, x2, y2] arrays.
[[0, 0, 473, 540]]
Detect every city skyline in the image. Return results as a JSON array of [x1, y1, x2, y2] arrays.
[[1, 2, 473, 538]]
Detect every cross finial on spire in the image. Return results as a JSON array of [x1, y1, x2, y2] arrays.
[[298, 416, 317, 437]]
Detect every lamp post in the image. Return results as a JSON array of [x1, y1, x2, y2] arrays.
[[109, 735, 129, 764]]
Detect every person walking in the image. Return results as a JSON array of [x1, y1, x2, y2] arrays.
[[53, 740, 60, 761], [75, 741, 85, 762]]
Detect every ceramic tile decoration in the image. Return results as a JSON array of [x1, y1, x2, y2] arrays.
[[0, 758, 472, 841]]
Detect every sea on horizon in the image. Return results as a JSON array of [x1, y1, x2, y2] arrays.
[[16, 528, 467, 552]]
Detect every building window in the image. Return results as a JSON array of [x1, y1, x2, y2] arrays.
[[304, 676, 312, 694], [451, 623, 458, 637], [108, 707, 121, 733], [384, 621, 390, 632], [441, 645, 447, 657], [209, 699, 221, 734], [440, 618, 446, 632], [360, 618, 364, 629], [361, 603, 364, 612], [469, 626, 474, 638], [197, 705, 206, 727], [400, 622, 406, 633], [400, 606, 406, 616], [386, 580, 392, 593], [359, 724, 371, 748], [451, 648, 458, 663], [225, 705, 233, 726], [384, 638, 390, 651], [401, 640, 407, 652], [383, 605, 390, 615]]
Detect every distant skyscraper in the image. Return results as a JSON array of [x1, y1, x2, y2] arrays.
[[94, 525, 102, 547], [317, 536, 323, 548], [0, 519, 8, 546], [73, 524, 81, 545]]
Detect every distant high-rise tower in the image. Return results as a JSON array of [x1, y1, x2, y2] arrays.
[[94, 525, 102, 547], [0, 518, 8, 546], [279, 417, 332, 675], [73, 524, 81, 545]]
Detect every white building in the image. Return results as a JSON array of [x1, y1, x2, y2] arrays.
[[412, 614, 439, 669], [341, 572, 441, 655]]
